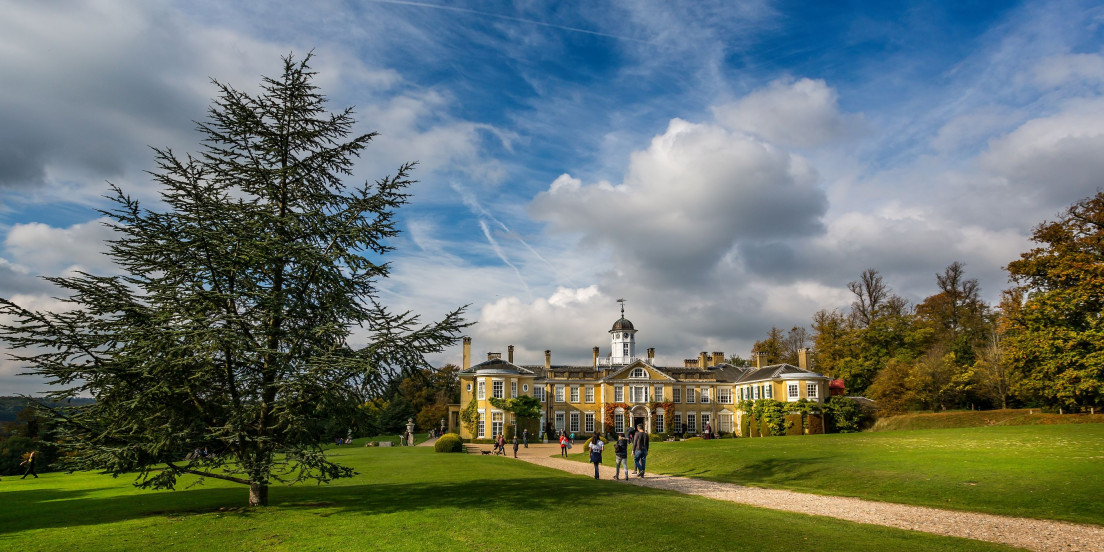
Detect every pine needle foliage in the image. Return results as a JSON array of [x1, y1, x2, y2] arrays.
[[0, 54, 467, 506]]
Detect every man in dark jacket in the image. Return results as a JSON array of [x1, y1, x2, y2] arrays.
[[632, 424, 649, 477], [613, 432, 630, 480]]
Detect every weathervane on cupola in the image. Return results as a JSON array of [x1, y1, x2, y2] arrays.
[[610, 298, 637, 365]]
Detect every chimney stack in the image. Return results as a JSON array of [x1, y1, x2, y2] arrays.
[[755, 352, 763, 368], [508, 345, 514, 364], [647, 348, 655, 361], [713, 352, 725, 366], [798, 348, 809, 370], [592, 346, 600, 367], [700, 351, 708, 369], [487, 352, 501, 360], [544, 350, 551, 370], [462, 337, 471, 370]]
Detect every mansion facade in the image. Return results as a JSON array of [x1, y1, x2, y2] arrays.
[[449, 309, 830, 440]]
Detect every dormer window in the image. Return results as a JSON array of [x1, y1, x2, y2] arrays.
[[630, 367, 647, 378]]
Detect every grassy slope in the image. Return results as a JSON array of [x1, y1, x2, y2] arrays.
[[871, 409, 1104, 431], [581, 424, 1104, 525], [0, 447, 1023, 551]]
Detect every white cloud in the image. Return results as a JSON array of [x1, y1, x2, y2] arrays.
[[712, 78, 864, 148], [4, 218, 118, 276], [978, 97, 1104, 205], [530, 117, 827, 284], [1032, 53, 1104, 88]]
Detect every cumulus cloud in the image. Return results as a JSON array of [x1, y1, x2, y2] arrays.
[[712, 78, 864, 148], [3, 218, 118, 276], [530, 117, 827, 286], [978, 97, 1104, 205]]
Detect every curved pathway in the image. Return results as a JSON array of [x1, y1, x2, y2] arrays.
[[476, 442, 1103, 552]]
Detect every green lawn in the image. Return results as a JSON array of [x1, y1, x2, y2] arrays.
[[0, 446, 1024, 551], [579, 424, 1104, 525]]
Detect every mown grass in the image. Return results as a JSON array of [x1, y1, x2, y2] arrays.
[[576, 423, 1104, 525], [871, 409, 1104, 431], [0, 446, 1025, 551]]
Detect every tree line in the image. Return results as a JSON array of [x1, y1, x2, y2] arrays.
[[748, 191, 1104, 415]]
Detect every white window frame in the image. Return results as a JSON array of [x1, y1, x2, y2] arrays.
[[569, 412, 580, 433], [555, 384, 565, 403], [807, 382, 819, 399], [687, 413, 697, 434], [534, 386, 545, 402], [701, 412, 711, 431], [511, 380, 518, 399], [673, 387, 681, 403], [478, 380, 486, 400], [614, 413, 625, 433], [555, 411, 565, 431], [654, 385, 664, 402], [788, 382, 800, 401], [686, 387, 696, 403], [492, 380, 504, 399], [656, 413, 665, 433], [585, 412, 595, 433], [477, 410, 485, 438], [491, 411, 504, 438], [700, 387, 710, 404], [718, 387, 732, 404], [673, 413, 682, 433], [614, 385, 624, 402], [719, 412, 733, 433], [631, 385, 648, 404], [585, 385, 595, 403], [570, 385, 580, 403], [630, 367, 646, 378]]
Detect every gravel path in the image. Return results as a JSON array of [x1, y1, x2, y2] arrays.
[[484, 443, 1104, 552]]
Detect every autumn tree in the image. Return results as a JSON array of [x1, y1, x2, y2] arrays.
[[0, 55, 467, 506], [848, 268, 890, 327], [1004, 191, 1104, 411], [751, 326, 786, 365]]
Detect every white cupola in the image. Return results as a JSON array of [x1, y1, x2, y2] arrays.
[[609, 299, 637, 364]]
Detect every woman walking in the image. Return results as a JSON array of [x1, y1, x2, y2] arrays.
[[588, 434, 604, 479], [20, 450, 38, 479]]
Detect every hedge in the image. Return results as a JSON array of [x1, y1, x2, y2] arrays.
[[434, 433, 463, 453]]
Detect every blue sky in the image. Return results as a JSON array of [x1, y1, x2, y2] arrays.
[[2, 0, 1104, 394]]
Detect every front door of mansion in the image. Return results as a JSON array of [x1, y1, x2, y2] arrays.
[[633, 416, 645, 431]]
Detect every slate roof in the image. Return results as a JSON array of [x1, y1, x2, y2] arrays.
[[460, 357, 538, 375], [734, 363, 828, 384]]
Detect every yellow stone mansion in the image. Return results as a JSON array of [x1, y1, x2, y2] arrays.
[[449, 308, 829, 440]]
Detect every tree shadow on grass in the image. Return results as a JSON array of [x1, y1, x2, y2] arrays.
[[0, 476, 640, 536], [700, 456, 832, 486]]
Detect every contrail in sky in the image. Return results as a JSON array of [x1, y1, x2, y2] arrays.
[[365, 0, 652, 44]]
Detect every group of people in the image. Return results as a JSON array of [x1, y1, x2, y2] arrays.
[[571, 424, 649, 480], [490, 433, 522, 458]]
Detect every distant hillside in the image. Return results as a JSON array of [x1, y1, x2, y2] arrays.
[[0, 396, 96, 422], [871, 408, 1104, 431]]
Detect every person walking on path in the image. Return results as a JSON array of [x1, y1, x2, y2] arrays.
[[20, 450, 38, 479], [559, 432, 569, 458], [632, 424, 649, 477], [613, 431, 630, 480], [512, 435, 519, 458], [588, 433, 604, 479], [523, 428, 529, 448]]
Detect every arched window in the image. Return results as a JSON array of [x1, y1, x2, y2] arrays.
[[630, 367, 647, 378]]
